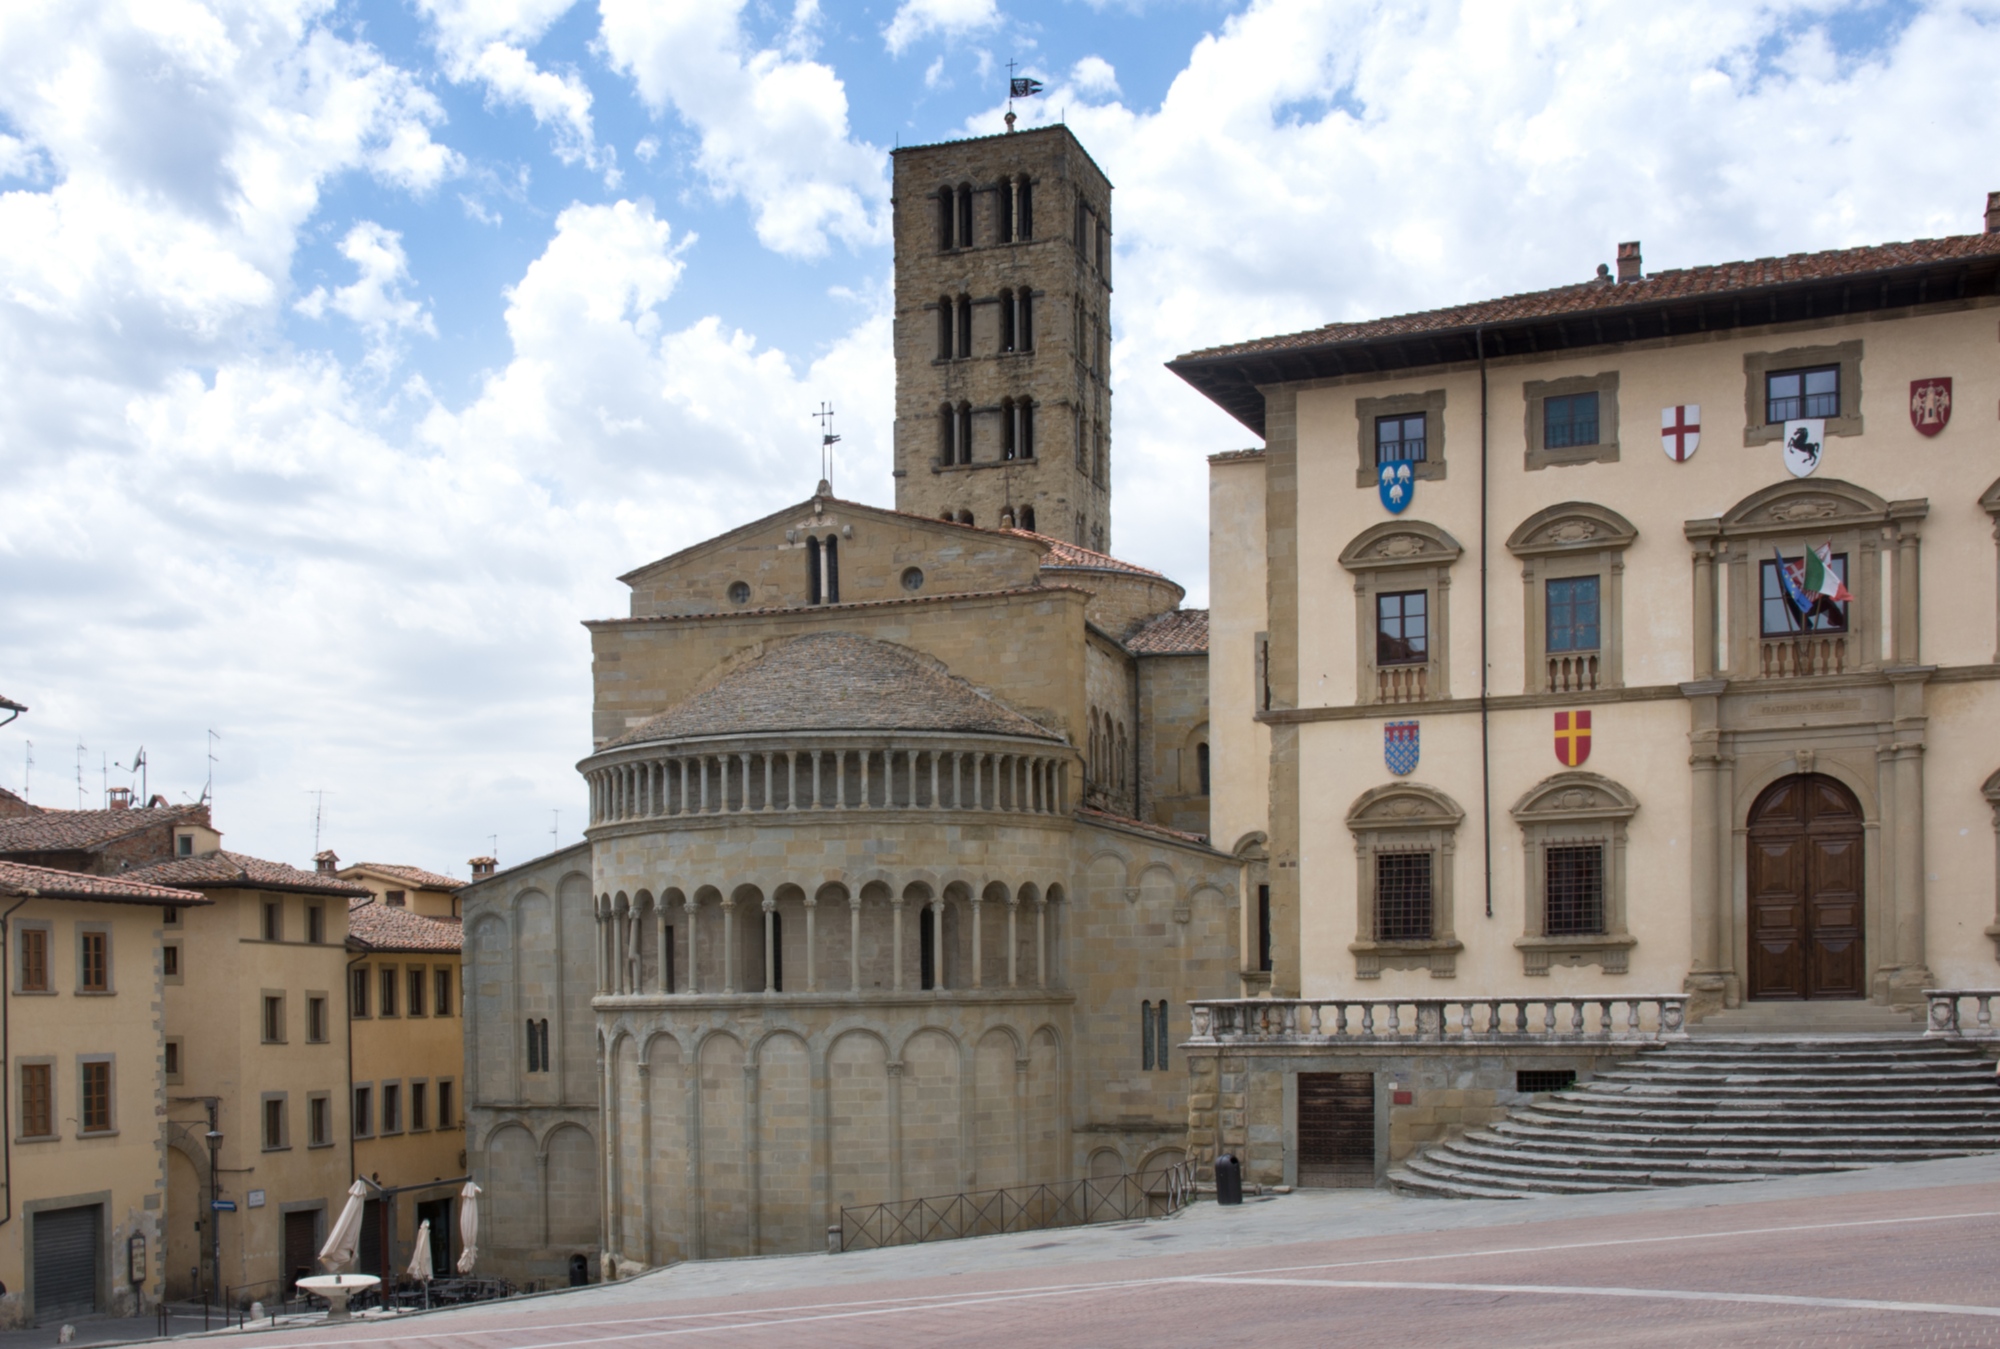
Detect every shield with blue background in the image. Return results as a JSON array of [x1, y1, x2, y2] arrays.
[[1384, 721, 1420, 776], [1377, 459, 1416, 514]]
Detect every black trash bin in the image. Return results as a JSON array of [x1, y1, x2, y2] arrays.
[[1214, 1153, 1243, 1206], [568, 1254, 590, 1287]]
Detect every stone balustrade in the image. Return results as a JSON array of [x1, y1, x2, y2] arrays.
[[1187, 995, 1687, 1045], [1923, 989, 2000, 1038], [584, 735, 1071, 826]]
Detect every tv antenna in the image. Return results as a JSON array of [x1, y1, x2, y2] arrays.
[[21, 740, 31, 803], [488, 833, 499, 866], [813, 402, 840, 491], [116, 747, 148, 806], [74, 741, 85, 809], [204, 730, 221, 808], [307, 789, 332, 854]]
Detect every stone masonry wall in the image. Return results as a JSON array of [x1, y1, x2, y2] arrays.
[[1138, 651, 1210, 838]]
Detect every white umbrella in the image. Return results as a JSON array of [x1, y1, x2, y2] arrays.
[[319, 1180, 369, 1273], [456, 1181, 481, 1275], [406, 1220, 434, 1284]]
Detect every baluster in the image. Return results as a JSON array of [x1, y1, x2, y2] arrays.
[[1308, 1003, 1322, 1037], [1361, 1003, 1375, 1038], [1570, 1001, 1585, 1034], [1979, 996, 1994, 1032], [1386, 1003, 1401, 1037], [1626, 1000, 1640, 1034], [1333, 1003, 1349, 1037]]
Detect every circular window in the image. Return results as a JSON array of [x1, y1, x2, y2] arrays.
[[901, 567, 925, 592], [728, 580, 751, 605]]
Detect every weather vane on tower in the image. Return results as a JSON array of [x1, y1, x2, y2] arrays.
[[1005, 60, 1042, 132], [813, 401, 840, 494]]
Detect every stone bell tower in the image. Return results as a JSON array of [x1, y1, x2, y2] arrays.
[[889, 123, 1115, 551]]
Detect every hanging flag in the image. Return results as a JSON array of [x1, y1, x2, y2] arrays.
[[1553, 710, 1592, 767], [1803, 544, 1853, 606], [1909, 378, 1952, 436], [1010, 77, 1044, 98], [1772, 546, 1813, 622], [1384, 722, 1420, 776], [1782, 419, 1824, 477], [1377, 459, 1416, 514], [1660, 405, 1700, 462]]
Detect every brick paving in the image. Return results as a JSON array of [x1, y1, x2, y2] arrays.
[[203, 1156, 2000, 1348]]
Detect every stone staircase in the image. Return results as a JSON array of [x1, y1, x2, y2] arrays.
[[1392, 1037, 2000, 1199]]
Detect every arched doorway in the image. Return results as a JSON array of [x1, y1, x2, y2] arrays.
[[1747, 773, 1865, 1000]]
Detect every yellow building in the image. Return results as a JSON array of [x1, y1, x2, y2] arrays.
[[0, 861, 196, 1329], [124, 849, 366, 1304], [331, 857, 464, 921], [344, 885, 466, 1282]]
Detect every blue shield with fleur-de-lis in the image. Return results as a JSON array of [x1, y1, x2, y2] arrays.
[[1384, 721, 1420, 776], [1378, 459, 1416, 514]]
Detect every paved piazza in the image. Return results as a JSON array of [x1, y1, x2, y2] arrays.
[[223, 1156, 2000, 1348]]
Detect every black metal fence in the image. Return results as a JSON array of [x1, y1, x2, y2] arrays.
[[837, 1161, 1197, 1252]]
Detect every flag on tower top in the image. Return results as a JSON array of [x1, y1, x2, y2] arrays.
[[1010, 77, 1044, 98]]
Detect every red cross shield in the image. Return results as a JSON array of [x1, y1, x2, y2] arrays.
[[1909, 378, 1952, 437], [1554, 710, 1592, 767]]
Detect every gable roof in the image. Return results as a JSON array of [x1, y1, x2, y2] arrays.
[[124, 851, 370, 898], [1170, 229, 2000, 435], [341, 862, 463, 892], [1005, 530, 1169, 580], [0, 859, 212, 906], [0, 803, 207, 856], [603, 632, 1064, 749], [1126, 609, 1209, 655], [346, 900, 462, 954]]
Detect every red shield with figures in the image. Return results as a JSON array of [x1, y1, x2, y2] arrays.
[[1554, 710, 1592, 767], [1909, 378, 1952, 437]]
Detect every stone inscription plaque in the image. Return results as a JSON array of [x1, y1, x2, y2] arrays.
[[1751, 697, 1862, 718]]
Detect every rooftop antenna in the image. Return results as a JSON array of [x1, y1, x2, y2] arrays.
[[75, 741, 86, 809], [488, 833, 499, 866], [813, 401, 840, 494], [116, 747, 147, 806], [100, 751, 108, 808], [204, 729, 220, 809], [22, 740, 31, 803], [307, 789, 331, 854]]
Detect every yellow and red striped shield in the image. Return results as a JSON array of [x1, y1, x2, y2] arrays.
[[1554, 710, 1592, 767]]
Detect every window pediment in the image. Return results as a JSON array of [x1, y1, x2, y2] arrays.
[[1506, 503, 1637, 559], [1511, 771, 1638, 824], [1339, 521, 1463, 574], [1704, 478, 1908, 537], [1347, 782, 1464, 830]]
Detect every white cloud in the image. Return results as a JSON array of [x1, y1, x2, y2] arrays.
[[294, 222, 435, 370], [598, 0, 889, 258], [634, 135, 659, 163], [1070, 55, 1118, 95], [416, 0, 617, 183], [883, 0, 1001, 56]]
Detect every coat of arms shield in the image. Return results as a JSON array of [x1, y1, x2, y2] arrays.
[[1377, 459, 1416, 514], [1782, 419, 1824, 478], [1660, 404, 1700, 462], [1910, 378, 1952, 437], [1553, 710, 1592, 767], [1384, 721, 1419, 776]]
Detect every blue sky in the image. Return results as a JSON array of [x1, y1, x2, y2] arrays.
[[1, 0, 1994, 874]]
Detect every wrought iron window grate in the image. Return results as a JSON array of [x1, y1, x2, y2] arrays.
[[1374, 851, 1433, 941], [1516, 1069, 1577, 1094], [1545, 843, 1605, 936]]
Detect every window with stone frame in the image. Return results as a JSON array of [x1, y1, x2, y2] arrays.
[[1510, 771, 1638, 976], [1522, 372, 1620, 470], [1505, 502, 1636, 694], [1339, 521, 1462, 706], [1354, 389, 1447, 487], [1741, 340, 1863, 445], [1345, 782, 1465, 978]]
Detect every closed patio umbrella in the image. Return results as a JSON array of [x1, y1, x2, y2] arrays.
[[319, 1180, 370, 1272], [456, 1181, 481, 1275], [406, 1219, 434, 1284]]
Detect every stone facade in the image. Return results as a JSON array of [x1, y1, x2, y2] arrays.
[[891, 126, 1115, 551]]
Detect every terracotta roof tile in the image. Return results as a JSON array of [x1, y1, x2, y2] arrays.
[[124, 851, 370, 897], [1078, 808, 1214, 849], [1178, 231, 2000, 362], [346, 862, 463, 892], [0, 804, 205, 855], [0, 859, 212, 906], [605, 633, 1064, 748], [1005, 530, 1168, 579], [1207, 449, 1266, 464], [346, 900, 462, 953], [1126, 609, 1209, 654]]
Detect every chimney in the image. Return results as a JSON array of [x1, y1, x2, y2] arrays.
[[1616, 241, 1643, 283], [107, 786, 132, 810], [1987, 191, 2000, 235], [314, 849, 339, 874], [470, 856, 497, 880]]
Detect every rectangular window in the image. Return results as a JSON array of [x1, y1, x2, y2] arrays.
[[1542, 391, 1600, 449], [79, 931, 108, 992], [306, 905, 325, 944], [382, 1083, 401, 1134], [352, 1086, 372, 1138], [1257, 884, 1273, 973], [379, 966, 398, 1017], [306, 995, 327, 1043], [262, 900, 281, 942], [1375, 413, 1427, 465], [437, 1081, 454, 1129], [1376, 591, 1429, 666], [262, 994, 284, 1043], [176, 834, 194, 858], [1545, 577, 1601, 653], [386, 890, 406, 907], [434, 968, 453, 1017], [164, 1040, 181, 1079], [351, 966, 370, 1018], [1545, 844, 1606, 936], [1760, 554, 1848, 636], [407, 967, 426, 1018], [1375, 852, 1434, 942], [1766, 365, 1840, 423], [162, 907, 180, 927], [20, 928, 48, 992], [81, 1061, 111, 1133], [411, 1081, 428, 1131], [308, 1094, 331, 1147], [162, 943, 179, 978], [20, 1063, 52, 1136], [263, 1097, 285, 1150]]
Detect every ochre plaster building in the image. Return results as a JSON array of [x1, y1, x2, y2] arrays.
[[1176, 198, 2000, 1188], [461, 124, 1239, 1284]]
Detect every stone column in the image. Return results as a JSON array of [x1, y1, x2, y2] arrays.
[[860, 749, 871, 809], [1007, 897, 1018, 988], [848, 896, 862, 993], [762, 897, 777, 993], [929, 752, 940, 808], [536, 1149, 551, 1246], [1682, 682, 1728, 1020], [929, 899, 945, 991], [1891, 512, 1924, 664], [744, 1060, 761, 1254], [1687, 530, 1719, 680], [970, 896, 983, 989], [804, 896, 818, 992], [891, 897, 905, 992], [637, 1060, 654, 1266], [683, 896, 700, 995], [687, 1047, 704, 1259], [1036, 900, 1047, 989], [721, 894, 736, 995], [1886, 668, 1934, 1001], [1013, 1056, 1029, 1186]]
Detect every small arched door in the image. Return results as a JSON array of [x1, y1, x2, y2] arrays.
[[1747, 773, 1865, 1000]]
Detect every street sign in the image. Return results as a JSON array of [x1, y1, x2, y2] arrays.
[[211, 1200, 236, 1212]]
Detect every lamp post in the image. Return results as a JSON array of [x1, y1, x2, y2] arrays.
[[204, 1122, 223, 1311]]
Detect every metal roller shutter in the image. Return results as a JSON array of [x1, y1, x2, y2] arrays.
[[32, 1204, 100, 1325]]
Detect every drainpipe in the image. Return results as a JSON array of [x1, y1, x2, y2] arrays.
[[345, 950, 365, 1187], [0, 896, 27, 1227], [1478, 325, 1494, 919]]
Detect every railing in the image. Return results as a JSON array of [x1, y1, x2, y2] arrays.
[[1546, 652, 1600, 693], [1376, 664, 1431, 704], [1924, 990, 2000, 1039], [1760, 635, 1846, 678], [836, 1161, 1196, 1252], [1188, 996, 1687, 1044]]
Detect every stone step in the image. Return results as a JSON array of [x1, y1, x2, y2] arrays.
[[1484, 1121, 2000, 1151], [1405, 1149, 1796, 1191], [1444, 1136, 1987, 1172], [1399, 1153, 1638, 1195], [1593, 1067, 1996, 1084], [1523, 1102, 2000, 1125]]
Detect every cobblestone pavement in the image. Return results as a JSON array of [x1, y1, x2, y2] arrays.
[[197, 1155, 2000, 1348]]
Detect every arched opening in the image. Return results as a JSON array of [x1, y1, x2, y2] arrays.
[[938, 189, 955, 249], [957, 184, 973, 247], [1016, 175, 1033, 239], [1019, 399, 1034, 458], [956, 293, 972, 356], [936, 299, 953, 358], [1196, 742, 1210, 795], [1000, 398, 1017, 460], [939, 403, 954, 463], [1020, 506, 1036, 533], [999, 288, 1015, 351], [956, 509, 974, 526], [823, 534, 840, 603], [997, 175, 1014, 242], [1747, 773, 1865, 1001], [956, 401, 972, 463], [807, 536, 823, 605], [1016, 288, 1033, 351], [919, 905, 937, 990]]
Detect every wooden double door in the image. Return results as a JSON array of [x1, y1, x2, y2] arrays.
[[1747, 773, 1865, 1000]]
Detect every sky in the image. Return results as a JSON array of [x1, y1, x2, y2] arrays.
[[2, 0, 1996, 877]]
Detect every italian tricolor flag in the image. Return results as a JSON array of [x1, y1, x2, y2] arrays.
[[1801, 544, 1853, 604]]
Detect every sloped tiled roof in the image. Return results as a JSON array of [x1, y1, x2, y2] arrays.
[[346, 899, 462, 954], [0, 860, 211, 906], [1077, 808, 1215, 850], [1208, 448, 1266, 464], [1007, 530, 1168, 580], [1126, 609, 1209, 655], [0, 804, 205, 855], [605, 633, 1063, 748], [345, 862, 463, 892], [125, 851, 370, 897]]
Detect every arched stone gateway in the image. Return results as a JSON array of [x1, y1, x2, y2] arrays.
[[1747, 774, 1866, 1001]]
